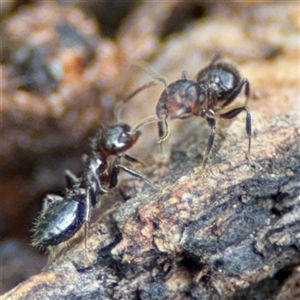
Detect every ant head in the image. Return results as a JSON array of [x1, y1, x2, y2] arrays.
[[156, 79, 206, 120], [95, 124, 141, 156]]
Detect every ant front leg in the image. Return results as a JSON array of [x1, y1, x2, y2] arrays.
[[156, 114, 169, 144], [121, 153, 146, 167], [156, 114, 169, 160], [110, 156, 156, 189], [202, 117, 216, 169], [222, 78, 250, 108], [219, 106, 253, 165]]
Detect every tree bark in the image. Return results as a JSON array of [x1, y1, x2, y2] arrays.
[[4, 111, 300, 300]]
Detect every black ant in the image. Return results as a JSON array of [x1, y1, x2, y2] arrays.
[[32, 84, 158, 252], [154, 55, 252, 168]]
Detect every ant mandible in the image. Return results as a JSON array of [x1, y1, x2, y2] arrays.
[[154, 55, 252, 168], [32, 83, 158, 252]]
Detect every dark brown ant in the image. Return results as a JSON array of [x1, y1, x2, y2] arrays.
[[154, 55, 252, 168], [32, 84, 158, 252]]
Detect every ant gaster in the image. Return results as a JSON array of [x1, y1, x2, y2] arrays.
[[32, 84, 158, 252], [154, 55, 252, 167]]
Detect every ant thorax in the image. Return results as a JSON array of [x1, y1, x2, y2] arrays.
[[82, 152, 108, 194]]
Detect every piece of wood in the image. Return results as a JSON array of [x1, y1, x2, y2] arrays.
[[4, 110, 300, 300]]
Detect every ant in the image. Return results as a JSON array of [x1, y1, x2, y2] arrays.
[[154, 55, 252, 168], [32, 83, 158, 252]]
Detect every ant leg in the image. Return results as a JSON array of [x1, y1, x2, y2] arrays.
[[219, 106, 253, 165], [42, 194, 63, 211], [197, 54, 223, 83], [244, 79, 251, 106], [135, 61, 168, 90], [117, 165, 157, 189], [221, 78, 250, 108], [110, 156, 157, 189], [156, 116, 169, 160], [65, 169, 79, 189], [94, 175, 107, 196], [208, 53, 222, 68], [182, 70, 190, 80], [110, 156, 121, 188], [87, 172, 107, 196], [202, 117, 216, 169], [123, 81, 157, 104], [131, 115, 159, 133], [83, 188, 93, 225], [89, 186, 98, 207], [121, 153, 146, 167], [156, 115, 169, 144], [83, 188, 94, 263], [114, 81, 157, 121]]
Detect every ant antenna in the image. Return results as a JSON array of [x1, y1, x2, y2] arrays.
[[134, 61, 168, 90], [123, 81, 157, 104], [131, 115, 159, 134], [115, 81, 157, 122], [115, 62, 169, 122]]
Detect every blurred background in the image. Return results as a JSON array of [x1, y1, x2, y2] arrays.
[[1, 0, 299, 294]]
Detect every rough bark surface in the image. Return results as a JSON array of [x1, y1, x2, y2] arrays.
[[2, 1, 299, 299], [4, 111, 300, 300]]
